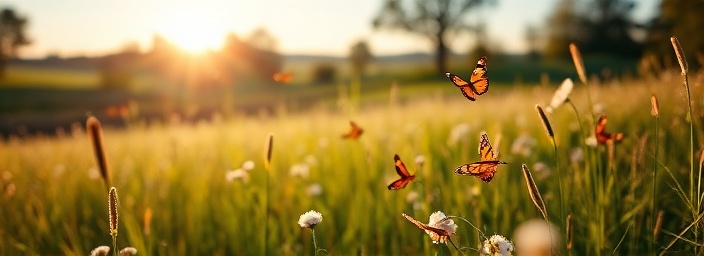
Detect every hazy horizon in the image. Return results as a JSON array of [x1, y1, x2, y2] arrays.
[[3, 0, 659, 59]]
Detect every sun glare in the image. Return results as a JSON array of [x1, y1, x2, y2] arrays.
[[156, 7, 227, 54]]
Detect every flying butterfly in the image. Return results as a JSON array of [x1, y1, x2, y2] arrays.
[[273, 72, 293, 83], [444, 56, 490, 101], [341, 121, 364, 140], [454, 132, 507, 182], [401, 213, 457, 247], [595, 115, 624, 144], [387, 154, 415, 190]]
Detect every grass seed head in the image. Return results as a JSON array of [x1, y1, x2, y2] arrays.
[[87, 116, 111, 187], [670, 36, 688, 74], [569, 43, 588, 84], [650, 94, 659, 117], [566, 214, 573, 250], [108, 187, 119, 236], [535, 105, 554, 139], [264, 133, 274, 170], [90, 246, 110, 256], [521, 164, 548, 220]]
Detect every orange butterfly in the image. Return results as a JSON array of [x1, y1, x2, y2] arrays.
[[454, 132, 507, 182], [444, 56, 490, 101], [402, 213, 457, 248], [341, 121, 364, 139], [595, 115, 624, 144], [387, 154, 415, 190], [273, 72, 293, 83]]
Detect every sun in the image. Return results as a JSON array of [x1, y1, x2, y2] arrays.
[[155, 7, 227, 53]]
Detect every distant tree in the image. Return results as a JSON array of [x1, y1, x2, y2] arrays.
[[644, 0, 704, 69], [247, 27, 278, 52], [544, 0, 583, 59], [524, 24, 541, 61], [311, 62, 336, 84], [544, 0, 642, 59], [348, 40, 373, 77], [580, 0, 642, 57], [373, 0, 489, 73], [0, 8, 30, 76]]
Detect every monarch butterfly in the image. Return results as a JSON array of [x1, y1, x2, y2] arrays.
[[595, 115, 624, 144], [273, 72, 293, 83], [387, 155, 415, 190], [341, 121, 364, 139], [454, 132, 507, 182], [402, 213, 457, 247], [444, 56, 490, 101]]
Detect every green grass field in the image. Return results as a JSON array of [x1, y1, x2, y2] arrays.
[[0, 59, 703, 255]]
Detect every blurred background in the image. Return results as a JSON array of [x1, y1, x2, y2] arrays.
[[0, 0, 698, 137]]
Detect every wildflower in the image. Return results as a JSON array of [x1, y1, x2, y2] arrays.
[[547, 78, 574, 113], [570, 148, 584, 163], [415, 155, 426, 168], [511, 134, 537, 157], [306, 183, 323, 196], [298, 210, 323, 229], [513, 219, 558, 256], [290, 163, 310, 178], [304, 155, 318, 166], [119, 247, 138, 256], [480, 234, 514, 256], [427, 211, 458, 242], [406, 191, 420, 203], [241, 160, 255, 171], [448, 123, 471, 146], [225, 169, 249, 183], [90, 246, 110, 256], [585, 135, 598, 147]]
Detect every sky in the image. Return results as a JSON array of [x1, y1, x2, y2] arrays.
[[2, 0, 659, 59]]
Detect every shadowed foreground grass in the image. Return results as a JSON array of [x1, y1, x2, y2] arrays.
[[0, 69, 702, 255]]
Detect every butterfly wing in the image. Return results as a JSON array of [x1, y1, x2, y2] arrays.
[[445, 72, 477, 101], [595, 115, 624, 144], [342, 121, 364, 139], [388, 154, 415, 190], [402, 213, 453, 243], [478, 132, 498, 161], [469, 56, 489, 95], [454, 162, 500, 182]]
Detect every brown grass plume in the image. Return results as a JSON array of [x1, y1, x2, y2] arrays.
[[521, 164, 548, 220], [108, 187, 119, 236], [87, 116, 111, 187]]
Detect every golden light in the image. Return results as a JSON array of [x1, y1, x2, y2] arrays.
[[155, 7, 227, 53]]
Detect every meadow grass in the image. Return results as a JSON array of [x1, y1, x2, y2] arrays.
[[0, 66, 702, 255]]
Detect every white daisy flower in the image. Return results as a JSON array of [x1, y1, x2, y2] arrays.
[[241, 160, 255, 171], [513, 219, 559, 256], [427, 211, 458, 244], [298, 210, 323, 229], [290, 163, 310, 178], [119, 247, 138, 256], [90, 246, 110, 256], [480, 234, 514, 256], [547, 78, 574, 113], [306, 183, 323, 196], [225, 169, 249, 183]]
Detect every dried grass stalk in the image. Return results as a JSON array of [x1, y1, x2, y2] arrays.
[[108, 187, 119, 236], [651, 94, 659, 117], [670, 37, 688, 74], [535, 105, 554, 138], [570, 43, 588, 84], [521, 164, 548, 220], [87, 116, 111, 187]]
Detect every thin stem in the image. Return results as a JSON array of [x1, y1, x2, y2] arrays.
[[652, 115, 659, 253], [112, 235, 118, 256], [552, 138, 565, 226], [312, 229, 318, 256]]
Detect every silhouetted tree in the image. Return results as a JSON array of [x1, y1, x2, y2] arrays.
[[580, 0, 642, 57], [373, 0, 488, 73], [311, 62, 336, 84], [544, 0, 583, 59], [348, 40, 373, 77], [0, 8, 30, 76], [644, 0, 704, 70], [544, 0, 642, 59]]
